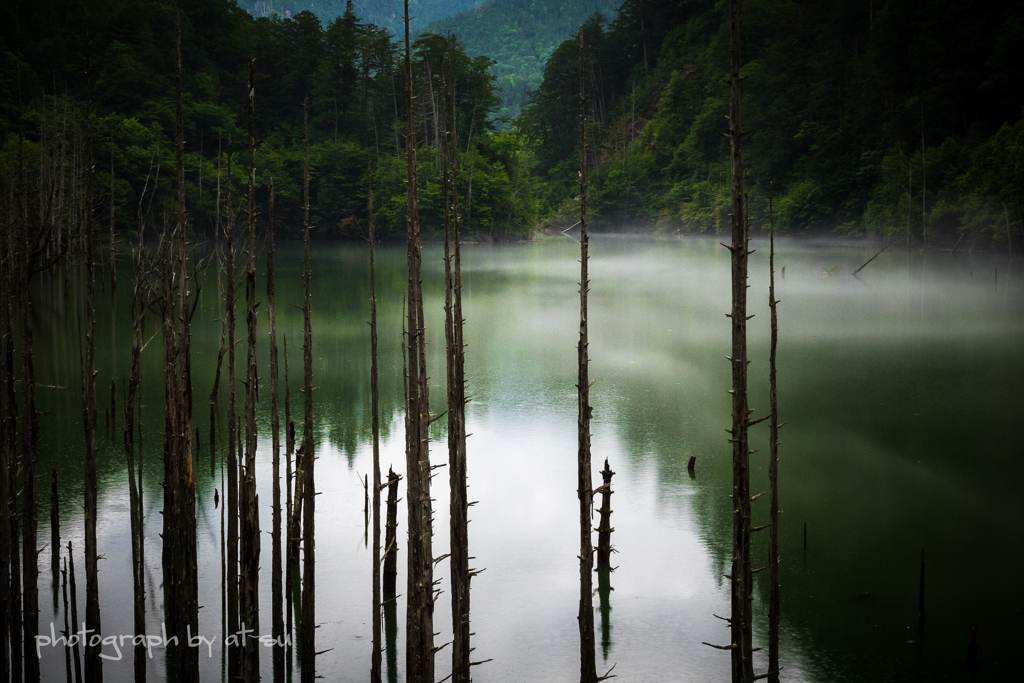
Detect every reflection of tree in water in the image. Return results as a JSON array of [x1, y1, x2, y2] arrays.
[[597, 566, 613, 663]]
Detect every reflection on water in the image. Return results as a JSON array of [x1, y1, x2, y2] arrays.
[[27, 235, 1024, 682]]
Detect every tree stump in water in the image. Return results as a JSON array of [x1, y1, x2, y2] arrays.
[[596, 459, 615, 569]]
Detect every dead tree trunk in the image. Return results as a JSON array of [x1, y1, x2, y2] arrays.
[[576, 34, 598, 683], [124, 240, 147, 683], [369, 159, 383, 683], [0, 203, 11, 683], [300, 98, 317, 683], [168, 3, 200, 676], [268, 175, 285, 683], [726, 0, 753, 679], [68, 543, 83, 683], [403, 3, 435, 680], [224, 141, 240, 683], [240, 57, 262, 683], [80, 40, 101, 683], [596, 460, 614, 568], [767, 190, 780, 683], [285, 334, 296, 640], [50, 470, 60, 611], [443, 50, 473, 683], [61, 558, 72, 683], [383, 468, 401, 599]]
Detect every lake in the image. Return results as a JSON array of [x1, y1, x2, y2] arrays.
[[27, 234, 1024, 682]]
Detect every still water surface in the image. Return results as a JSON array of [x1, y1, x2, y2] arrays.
[[30, 235, 1024, 682]]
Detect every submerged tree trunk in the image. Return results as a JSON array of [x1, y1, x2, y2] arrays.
[[300, 98, 317, 683], [596, 460, 614, 568], [403, 2, 434, 680], [22, 188, 41, 683], [767, 191, 781, 683], [0, 201, 11, 683], [383, 468, 400, 600], [81, 40, 101, 683], [268, 176, 285, 683], [166, 3, 200, 677], [369, 160, 383, 683], [576, 34, 598, 683], [50, 470, 60, 611], [224, 140, 240, 683], [443, 55, 472, 682], [124, 238, 147, 683], [726, 0, 753, 679], [240, 57, 262, 683]]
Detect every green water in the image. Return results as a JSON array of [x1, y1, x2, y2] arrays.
[[26, 234, 1024, 682]]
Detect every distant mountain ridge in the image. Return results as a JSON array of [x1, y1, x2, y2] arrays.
[[422, 0, 621, 120], [243, 0, 485, 32]]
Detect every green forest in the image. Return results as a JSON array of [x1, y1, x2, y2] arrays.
[[2, 0, 1023, 248]]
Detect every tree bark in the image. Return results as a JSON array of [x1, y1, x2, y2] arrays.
[[300, 98, 317, 683], [240, 57, 262, 683], [443, 50, 472, 683], [596, 460, 614, 568], [369, 159, 383, 683], [577, 34, 598, 683], [81, 38, 100, 683], [403, 3, 435, 680], [727, 0, 753, 679], [224, 141, 240, 683], [383, 468, 400, 600], [767, 191, 780, 683], [268, 176, 285, 683]]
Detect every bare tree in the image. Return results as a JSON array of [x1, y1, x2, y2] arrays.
[[403, 2, 435, 680], [369, 158, 383, 683], [300, 98, 317, 683], [240, 57, 262, 682], [576, 34, 598, 683], [268, 175, 285, 682]]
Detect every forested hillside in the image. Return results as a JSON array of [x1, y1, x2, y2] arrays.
[[0, 0, 532, 247], [422, 0, 620, 120], [1, 0, 1022, 247], [522, 0, 1024, 246]]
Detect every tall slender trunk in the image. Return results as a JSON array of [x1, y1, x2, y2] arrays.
[[369, 160, 383, 683], [125, 241, 146, 682], [81, 37, 101, 683], [68, 543, 82, 683], [21, 178, 41, 683], [767, 191, 780, 683], [169, 3, 200, 677], [240, 57, 262, 683], [61, 558, 72, 683], [596, 460, 614, 568], [300, 98, 317, 683], [50, 470, 60, 611], [576, 34, 597, 683], [268, 176, 285, 683], [726, 0, 753, 679], [285, 334, 295, 642], [224, 142, 240, 683], [383, 468, 400, 599], [443, 54, 472, 683], [0, 195, 11, 683], [403, 3, 434, 679]]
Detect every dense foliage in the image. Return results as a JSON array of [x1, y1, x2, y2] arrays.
[[2, 0, 1021, 248], [0, 0, 534, 250], [520, 0, 1024, 246]]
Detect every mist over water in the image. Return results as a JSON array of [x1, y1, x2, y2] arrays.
[[29, 234, 1023, 682]]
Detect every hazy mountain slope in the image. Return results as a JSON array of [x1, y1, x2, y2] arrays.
[[422, 0, 621, 120]]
